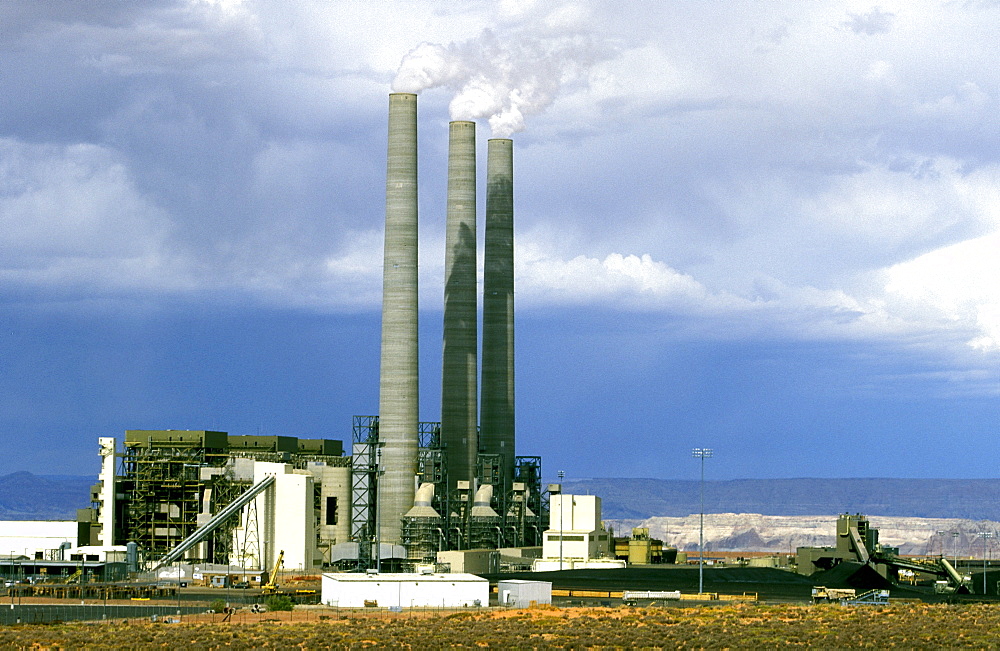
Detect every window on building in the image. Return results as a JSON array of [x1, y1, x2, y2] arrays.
[[326, 496, 338, 525]]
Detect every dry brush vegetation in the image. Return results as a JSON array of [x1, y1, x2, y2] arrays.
[[3, 603, 1000, 648]]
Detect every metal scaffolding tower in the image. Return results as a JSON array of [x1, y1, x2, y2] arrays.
[[350, 416, 379, 569], [123, 446, 206, 560], [351, 416, 547, 563]]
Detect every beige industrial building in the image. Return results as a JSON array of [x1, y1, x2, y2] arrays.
[[613, 527, 674, 564], [436, 546, 541, 574]]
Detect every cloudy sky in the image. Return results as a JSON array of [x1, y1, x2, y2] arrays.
[[1, 0, 997, 482]]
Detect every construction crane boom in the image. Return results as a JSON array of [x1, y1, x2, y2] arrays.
[[262, 550, 284, 594]]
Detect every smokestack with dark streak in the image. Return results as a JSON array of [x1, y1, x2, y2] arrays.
[[480, 138, 515, 492], [441, 121, 478, 489], [378, 92, 419, 545]]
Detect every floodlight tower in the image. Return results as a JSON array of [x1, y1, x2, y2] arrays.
[[692, 448, 713, 596], [558, 470, 565, 570], [980, 531, 994, 594]]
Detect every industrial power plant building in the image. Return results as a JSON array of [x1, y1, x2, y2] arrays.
[[69, 94, 584, 574]]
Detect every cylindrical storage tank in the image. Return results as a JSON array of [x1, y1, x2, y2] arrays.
[[480, 138, 515, 491], [441, 120, 479, 490], [126, 542, 138, 573], [378, 92, 419, 545], [319, 465, 352, 546]]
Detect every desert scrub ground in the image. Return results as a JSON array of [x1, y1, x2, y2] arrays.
[[3, 603, 1000, 648]]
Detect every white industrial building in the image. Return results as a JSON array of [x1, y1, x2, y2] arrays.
[[64, 545, 128, 562], [0, 521, 77, 558], [533, 494, 620, 571], [321, 572, 489, 608], [228, 461, 318, 571]]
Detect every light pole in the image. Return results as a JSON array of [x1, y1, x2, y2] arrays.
[[692, 448, 713, 596], [375, 469, 381, 573], [981, 532, 993, 595], [176, 559, 181, 617], [952, 531, 960, 571], [557, 471, 565, 571]]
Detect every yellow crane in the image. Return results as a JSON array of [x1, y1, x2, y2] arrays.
[[261, 550, 284, 594]]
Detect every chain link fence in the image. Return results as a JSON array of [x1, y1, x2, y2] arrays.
[[0, 604, 207, 625]]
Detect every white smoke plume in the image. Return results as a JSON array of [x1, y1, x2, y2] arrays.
[[391, 10, 610, 137]]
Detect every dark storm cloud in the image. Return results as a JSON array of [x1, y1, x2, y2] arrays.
[[0, 0, 392, 309], [1, 0, 998, 479]]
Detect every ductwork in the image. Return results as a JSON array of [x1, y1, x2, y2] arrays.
[[507, 488, 536, 518], [470, 484, 500, 518], [404, 482, 442, 519]]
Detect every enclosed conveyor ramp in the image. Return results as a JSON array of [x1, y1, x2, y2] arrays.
[[880, 556, 971, 593], [152, 474, 276, 570]]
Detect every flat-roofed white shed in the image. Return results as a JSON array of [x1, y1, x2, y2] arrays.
[[321, 572, 489, 608]]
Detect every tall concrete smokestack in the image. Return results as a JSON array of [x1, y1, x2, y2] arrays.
[[378, 93, 419, 545], [441, 121, 478, 489], [480, 138, 515, 490]]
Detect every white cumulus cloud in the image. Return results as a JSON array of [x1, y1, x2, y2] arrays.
[[885, 233, 1000, 351]]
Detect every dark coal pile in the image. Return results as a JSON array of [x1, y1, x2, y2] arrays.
[[488, 564, 1000, 604], [486, 566, 818, 602], [810, 561, 894, 591]]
